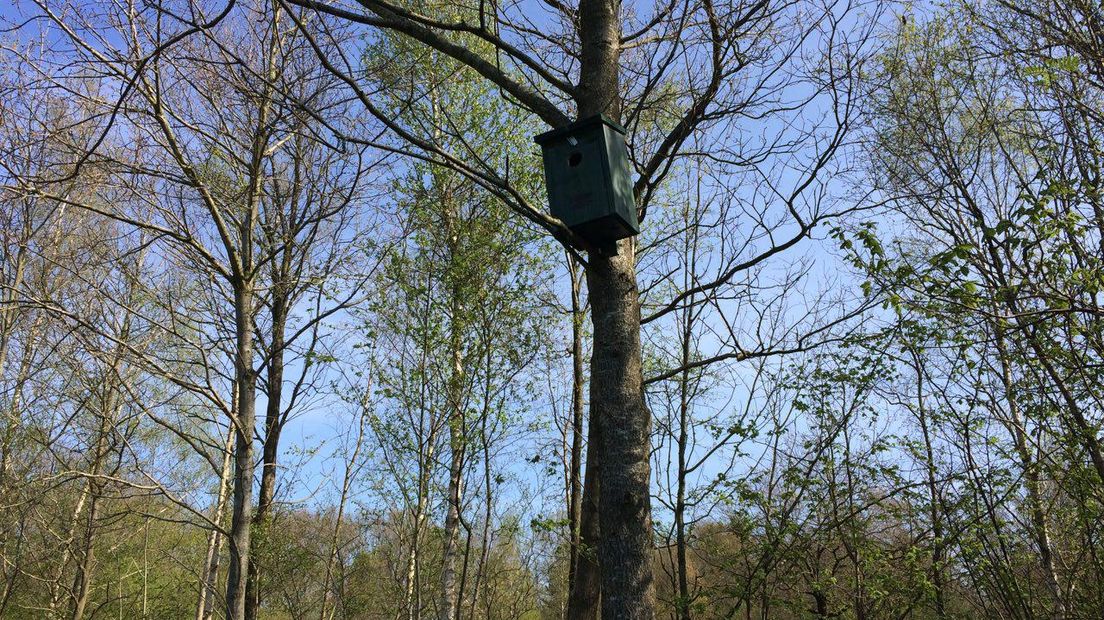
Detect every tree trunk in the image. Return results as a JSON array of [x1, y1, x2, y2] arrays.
[[245, 293, 287, 620], [68, 463, 104, 620], [473, 342, 496, 619], [909, 349, 946, 620], [673, 201, 700, 620], [320, 382, 370, 620], [585, 247, 655, 620], [439, 213, 465, 620], [567, 408, 602, 619], [993, 328, 1065, 618], [811, 588, 830, 619], [567, 258, 587, 605], [50, 477, 89, 615], [675, 295, 693, 620], [440, 409, 463, 620], [406, 275, 440, 620], [65, 325, 127, 620], [575, 0, 655, 614], [69, 385, 122, 620], [226, 284, 257, 620], [67, 487, 100, 620], [197, 423, 236, 620]]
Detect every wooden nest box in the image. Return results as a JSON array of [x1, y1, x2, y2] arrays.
[[535, 115, 640, 245]]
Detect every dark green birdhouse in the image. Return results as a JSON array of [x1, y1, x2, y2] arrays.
[[534, 115, 639, 244]]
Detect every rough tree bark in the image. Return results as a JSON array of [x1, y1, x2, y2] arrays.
[[576, 0, 656, 615], [585, 247, 654, 619], [226, 283, 258, 620]]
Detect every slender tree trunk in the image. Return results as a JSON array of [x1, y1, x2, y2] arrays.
[[405, 476, 432, 620], [568, 410, 602, 619], [961, 417, 1033, 618], [406, 276, 440, 620], [68, 464, 104, 620], [842, 426, 866, 620], [674, 294, 693, 620], [673, 195, 701, 620], [405, 491, 428, 620], [49, 331, 117, 620], [440, 393, 464, 620], [226, 283, 258, 620], [68, 377, 123, 620], [50, 481, 89, 616], [567, 257, 586, 600], [674, 412, 690, 620], [909, 349, 946, 620], [992, 328, 1065, 618], [67, 489, 100, 620], [0, 217, 29, 376], [439, 204, 465, 620], [197, 423, 236, 620], [320, 384, 370, 620], [566, 268, 600, 618], [70, 293, 133, 620], [245, 293, 287, 620], [467, 336, 497, 620]]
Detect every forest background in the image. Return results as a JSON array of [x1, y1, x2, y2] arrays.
[[1, 0, 1102, 618]]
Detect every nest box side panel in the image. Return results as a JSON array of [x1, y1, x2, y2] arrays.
[[601, 124, 640, 237]]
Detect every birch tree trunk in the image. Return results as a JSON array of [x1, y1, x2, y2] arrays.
[[197, 423, 236, 620], [439, 193, 465, 620], [992, 329, 1065, 618]]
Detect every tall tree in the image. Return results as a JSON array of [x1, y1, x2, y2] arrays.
[[280, 0, 876, 615]]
